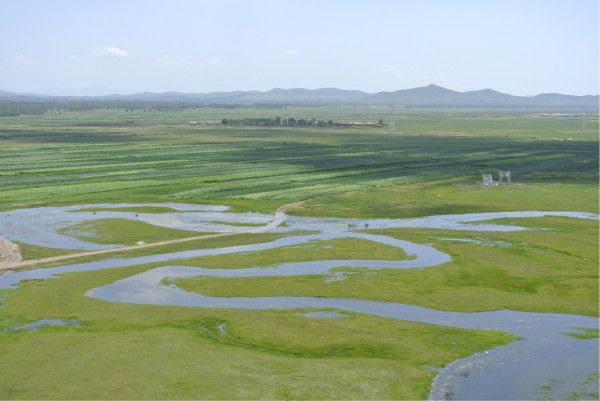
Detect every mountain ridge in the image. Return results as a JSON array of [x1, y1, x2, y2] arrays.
[[0, 85, 597, 109]]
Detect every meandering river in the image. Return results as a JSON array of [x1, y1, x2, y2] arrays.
[[0, 204, 597, 400]]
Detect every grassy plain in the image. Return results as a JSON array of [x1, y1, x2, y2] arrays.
[[58, 218, 204, 246], [0, 260, 512, 399], [0, 107, 597, 399], [167, 237, 410, 268], [177, 217, 598, 316], [3, 106, 598, 140], [14, 241, 78, 261], [0, 108, 597, 213]]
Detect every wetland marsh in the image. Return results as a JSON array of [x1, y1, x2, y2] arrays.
[[0, 108, 597, 400]]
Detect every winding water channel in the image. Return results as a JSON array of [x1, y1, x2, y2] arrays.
[[0, 204, 598, 400]]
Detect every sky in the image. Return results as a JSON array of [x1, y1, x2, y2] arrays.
[[1, 0, 598, 96]]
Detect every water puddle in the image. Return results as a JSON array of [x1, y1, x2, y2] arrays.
[[9, 318, 79, 331]]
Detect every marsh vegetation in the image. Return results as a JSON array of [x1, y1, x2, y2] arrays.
[[0, 107, 597, 399]]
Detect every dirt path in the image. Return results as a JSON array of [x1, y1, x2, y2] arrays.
[[0, 201, 303, 271], [0, 236, 22, 267]]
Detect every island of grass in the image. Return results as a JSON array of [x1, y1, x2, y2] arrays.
[[58, 218, 206, 246], [564, 327, 600, 339]]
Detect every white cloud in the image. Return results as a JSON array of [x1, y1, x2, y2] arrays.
[[287, 49, 297, 56], [10, 54, 30, 66], [95, 46, 130, 58], [158, 54, 224, 72]]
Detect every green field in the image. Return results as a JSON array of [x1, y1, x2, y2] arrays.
[[177, 217, 598, 316], [0, 108, 597, 399], [0, 108, 597, 213], [58, 218, 204, 246]]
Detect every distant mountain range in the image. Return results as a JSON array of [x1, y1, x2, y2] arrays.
[[0, 85, 598, 109]]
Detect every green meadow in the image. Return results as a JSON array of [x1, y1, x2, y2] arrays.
[[0, 108, 597, 399], [0, 108, 597, 213], [177, 216, 598, 316], [59, 219, 203, 246], [0, 264, 513, 399]]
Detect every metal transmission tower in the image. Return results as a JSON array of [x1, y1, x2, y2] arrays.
[[481, 173, 497, 187], [498, 170, 511, 185], [389, 106, 396, 134]]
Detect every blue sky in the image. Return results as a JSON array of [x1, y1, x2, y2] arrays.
[[1, 0, 598, 95]]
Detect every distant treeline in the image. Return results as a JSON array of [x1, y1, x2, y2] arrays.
[[0, 101, 285, 117], [220, 117, 385, 128]]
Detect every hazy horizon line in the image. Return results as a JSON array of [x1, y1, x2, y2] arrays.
[[3, 84, 599, 98]]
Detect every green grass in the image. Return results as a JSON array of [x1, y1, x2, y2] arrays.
[[0, 109, 597, 213], [27, 232, 291, 270], [165, 237, 409, 269], [0, 260, 513, 400], [0, 108, 597, 399], [13, 241, 78, 261], [58, 218, 203, 246], [2, 107, 598, 140], [299, 180, 598, 218], [564, 328, 600, 339], [177, 217, 599, 316]]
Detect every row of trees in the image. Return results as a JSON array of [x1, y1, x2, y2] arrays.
[[221, 117, 385, 128], [0, 101, 282, 117], [0, 102, 50, 117]]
